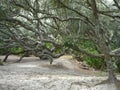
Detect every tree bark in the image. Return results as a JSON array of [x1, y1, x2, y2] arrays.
[[106, 58, 117, 83], [3, 53, 11, 62]]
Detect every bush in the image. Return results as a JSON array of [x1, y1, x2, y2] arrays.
[[10, 47, 23, 54], [0, 47, 24, 55], [84, 56, 105, 70]]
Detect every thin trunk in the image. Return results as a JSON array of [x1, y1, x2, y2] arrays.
[[3, 53, 10, 62], [17, 53, 27, 62]]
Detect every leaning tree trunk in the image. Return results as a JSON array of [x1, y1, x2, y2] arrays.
[[96, 54, 120, 90], [102, 39, 119, 83], [106, 57, 117, 83], [3, 52, 11, 62]]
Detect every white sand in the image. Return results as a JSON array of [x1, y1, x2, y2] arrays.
[[0, 55, 119, 90]]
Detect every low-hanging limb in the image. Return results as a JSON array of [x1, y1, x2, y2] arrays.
[[66, 43, 104, 58]]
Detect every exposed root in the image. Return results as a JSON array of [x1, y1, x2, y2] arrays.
[[95, 78, 120, 90], [68, 81, 91, 90]]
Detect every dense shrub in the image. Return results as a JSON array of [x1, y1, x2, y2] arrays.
[[0, 47, 24, 55], [84, 56, 105, 70]]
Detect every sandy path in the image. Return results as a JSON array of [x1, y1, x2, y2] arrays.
[[0, 55, 119, 90]]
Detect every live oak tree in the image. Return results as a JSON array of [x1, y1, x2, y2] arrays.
[[0, 0, 120, 86], [48, 0, 120, 85], [0, 0, 66, 64]]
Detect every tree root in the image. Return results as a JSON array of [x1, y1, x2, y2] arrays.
[[95, 79, 120, 90]]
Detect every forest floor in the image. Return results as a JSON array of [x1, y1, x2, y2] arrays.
[[0, 55, 119, 90]]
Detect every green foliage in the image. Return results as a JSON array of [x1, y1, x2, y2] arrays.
[[84, 56, 105, 69], [64, 40, 72, 47], [0, 7, 6, 19], [0, 48, 7, 55], [0, 47, 24, 55], [46, 43, 53, 49], [116, 60, 120, 72], [51, 0, 70, 8], [10, 47, 23, 53], [64, 38, 105, 69], [82, 41, 97, 52]]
